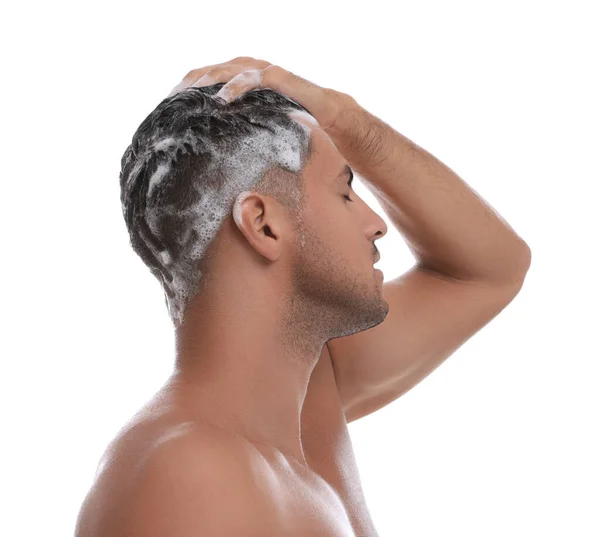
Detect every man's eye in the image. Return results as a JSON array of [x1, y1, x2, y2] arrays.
[[343, 194, 354, 202]]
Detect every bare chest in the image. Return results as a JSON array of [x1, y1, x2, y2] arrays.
[[252, 450, 358, 536]]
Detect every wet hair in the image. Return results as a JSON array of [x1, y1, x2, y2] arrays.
[[119, 83, 315, 328]]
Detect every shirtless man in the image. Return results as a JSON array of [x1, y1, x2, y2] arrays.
[[74, 57, 531, 536]]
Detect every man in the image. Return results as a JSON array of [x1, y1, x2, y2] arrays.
[[75, 57, 531, 537]]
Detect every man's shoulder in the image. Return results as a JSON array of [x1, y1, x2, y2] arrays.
[[125, 422, 279, 535], [85, 421, 280, 537], [141, 419, 265, 481]]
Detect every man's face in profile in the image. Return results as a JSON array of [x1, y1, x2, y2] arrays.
[[285, 113, 389, 341]]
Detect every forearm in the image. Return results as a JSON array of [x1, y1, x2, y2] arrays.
[[329, 99, 532, 285]]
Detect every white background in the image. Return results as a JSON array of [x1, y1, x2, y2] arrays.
[[1, 1, 598, 536]]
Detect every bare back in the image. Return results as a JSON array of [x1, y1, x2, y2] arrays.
[[74, 345, 380, 536]]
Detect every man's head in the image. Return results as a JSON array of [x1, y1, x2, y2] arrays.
[[120, 83, 388, 337]]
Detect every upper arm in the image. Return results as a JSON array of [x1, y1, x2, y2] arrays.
[[123, 430, 280, 537], [328, 264, 527, 423]]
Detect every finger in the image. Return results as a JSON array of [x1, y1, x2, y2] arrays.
[[180, 58, 270, 89], [166, 71, 214, 97], [190, 64, 249, 88], [167, 68, 235, 97], [167, 60, 250, 97], [181, 65, 221, 85], [214, 68, 265, 102]]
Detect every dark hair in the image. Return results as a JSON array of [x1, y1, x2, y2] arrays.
[[119, 83, 315, 328]]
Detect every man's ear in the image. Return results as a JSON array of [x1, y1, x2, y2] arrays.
[[232, 191, 283, 262]]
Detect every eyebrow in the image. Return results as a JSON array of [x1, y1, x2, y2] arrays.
[[336, 164, 354, 187]]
